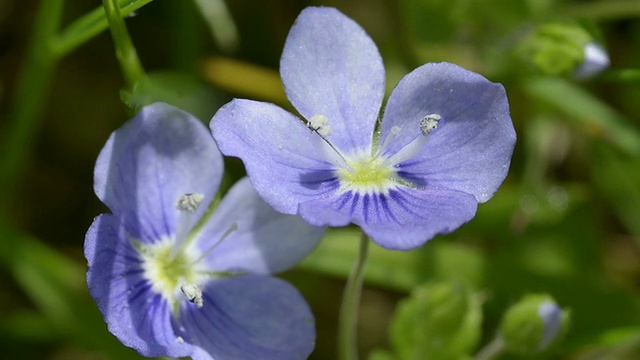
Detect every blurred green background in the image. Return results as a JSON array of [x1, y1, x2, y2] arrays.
[[1, 0, 640, 359]]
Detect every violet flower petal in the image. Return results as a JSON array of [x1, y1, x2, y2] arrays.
[[194, 177, 325, 274], [298, 187, 477, 250], [174, 275, 315, 360], [94, 103, 223, 242], [381, 62, 516, 202], [280, 7, 385, 152], [210, 99, 338, 214], [85, 214, 194, 358]]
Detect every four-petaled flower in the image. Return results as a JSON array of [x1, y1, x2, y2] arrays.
[[85, 103, 324, 360], [210, 7, 516, 250]]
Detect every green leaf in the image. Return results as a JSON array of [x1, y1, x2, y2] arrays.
[[522, 77, 640, 156], [192, 0, 239, 53], [299, 228, 485, 292], [53, 0, 155, 57], [121, 71, 225, 121], [369, 349, 397, 360], [591, 145, 640, 241], [0, 225, 139, 358]]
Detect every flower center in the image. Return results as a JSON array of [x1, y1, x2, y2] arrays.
[[136, 193, 239, 313], [140, 239, 202, 312], [337, 152, 398, 195], [308, 113, 442, 195]]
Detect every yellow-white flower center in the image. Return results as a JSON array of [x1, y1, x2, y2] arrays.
[[307, 113, 441, 195], [337, 151, 399, 195], [139, 239, 204, 312]]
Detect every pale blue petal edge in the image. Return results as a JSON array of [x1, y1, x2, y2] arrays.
[[280, 6, 385, 153], [192, 177, 325, 274], [85, 214, 195, 358], [210, 99, 338, 215], [380, 62, 516, 203], [299, 187, 478, 250], [94, 102, 224, 242], [174, 275, 315, 360]]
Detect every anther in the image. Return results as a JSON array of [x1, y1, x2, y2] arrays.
[[420, 114, 441, 136], [307, 114, 332, 137], [176, 193, 205, 213], [180, 283, 203, 308]]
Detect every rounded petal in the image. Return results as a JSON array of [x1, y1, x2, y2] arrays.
[[280, 7, 385, 152], [94, 102, 223, 242], [380, 63, 516, 202], [193, 177, 325, 274], [85, 214, 194, 358], [298, 187, 478, 250], [174, 275, 315, 360], [210, 99, 338, 214]]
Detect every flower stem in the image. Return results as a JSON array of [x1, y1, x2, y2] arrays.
[[338, 231, 369, 360], [102, 0, 145, 87], [474, 335, 506, 360]]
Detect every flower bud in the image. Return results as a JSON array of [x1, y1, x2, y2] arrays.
[[391, 281, 481, 359], [499, 294, 569, 355], [516, 22, 607, 78]]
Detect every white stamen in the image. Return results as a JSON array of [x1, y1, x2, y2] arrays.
[[181, 283, 203, 308], [420, 114, 441, 135], [192, 222, 238, 265], [176, 193, 205, 213], [375, 126, 402, 158], [305, 114, 350, 168], [172, 193, 205, 259], [384, 115, 441, 166], [308, 114, 332, 137]]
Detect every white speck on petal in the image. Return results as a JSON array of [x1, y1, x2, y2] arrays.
[[181, 283, 204, 308], [420, 114, 441, 135], [308, 114, 332, 137], [176, 336, 184, 343], [176, 193, 205, 213]]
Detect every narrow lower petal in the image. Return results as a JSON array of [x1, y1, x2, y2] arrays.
[[193, 177, 325, 274], [280, 7, 384, 152], [210, 99, 338, 214], [380, 63, 516, 202], [299, 187, 478, 250], [94, 102, 223, 242], [85, 214, 194, 358], [173, 275, 315, 360]]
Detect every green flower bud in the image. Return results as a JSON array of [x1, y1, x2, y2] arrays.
[[499, 294, 570, 355], [516, 22, 601, 77], [391, 281, 481, 360]]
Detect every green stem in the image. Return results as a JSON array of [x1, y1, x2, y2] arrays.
[[102, 0, 145, 86], [474, 336, 506, 360], [0, 0, 64, 217], [53, 0, 155, 57], [338, 231, 369, 360]]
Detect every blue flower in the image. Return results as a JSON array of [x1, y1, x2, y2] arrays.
[[210, 7, 516, 250], [85, 103, 324, 360]]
